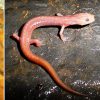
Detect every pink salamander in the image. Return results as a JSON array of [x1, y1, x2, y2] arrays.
[[11, 13, 95, 96]]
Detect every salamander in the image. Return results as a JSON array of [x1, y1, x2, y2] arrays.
[[11, 13, 95, 96]]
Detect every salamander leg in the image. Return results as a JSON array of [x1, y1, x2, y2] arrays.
[[11, 33, 20, 41], [30, 39, 43, 47], [59, 25, 68, 42], [56, 13, 63, 16], [11, 33, 43, 47]]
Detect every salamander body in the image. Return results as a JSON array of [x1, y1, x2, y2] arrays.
[[12, 13, 95, 96]]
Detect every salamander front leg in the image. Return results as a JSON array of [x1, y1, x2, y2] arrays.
[[56, 13, 70, 42], [56, 13, 63, 16], [59, 25, 68, 42]]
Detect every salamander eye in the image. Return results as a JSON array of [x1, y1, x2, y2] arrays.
[[86, 18, 89, 21]]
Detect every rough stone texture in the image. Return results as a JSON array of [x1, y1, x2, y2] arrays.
[[5, 0, 100, 100]]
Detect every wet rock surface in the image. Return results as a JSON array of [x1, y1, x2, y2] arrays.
[[5, 0, 100, 100]]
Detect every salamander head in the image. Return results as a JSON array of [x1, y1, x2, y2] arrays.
[[75, 13, 95, 25]]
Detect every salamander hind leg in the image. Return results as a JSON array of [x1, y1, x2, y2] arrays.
[[30, 39, 43, 47], [11, 33, 43, 47], [11, 33, 20, 41]]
